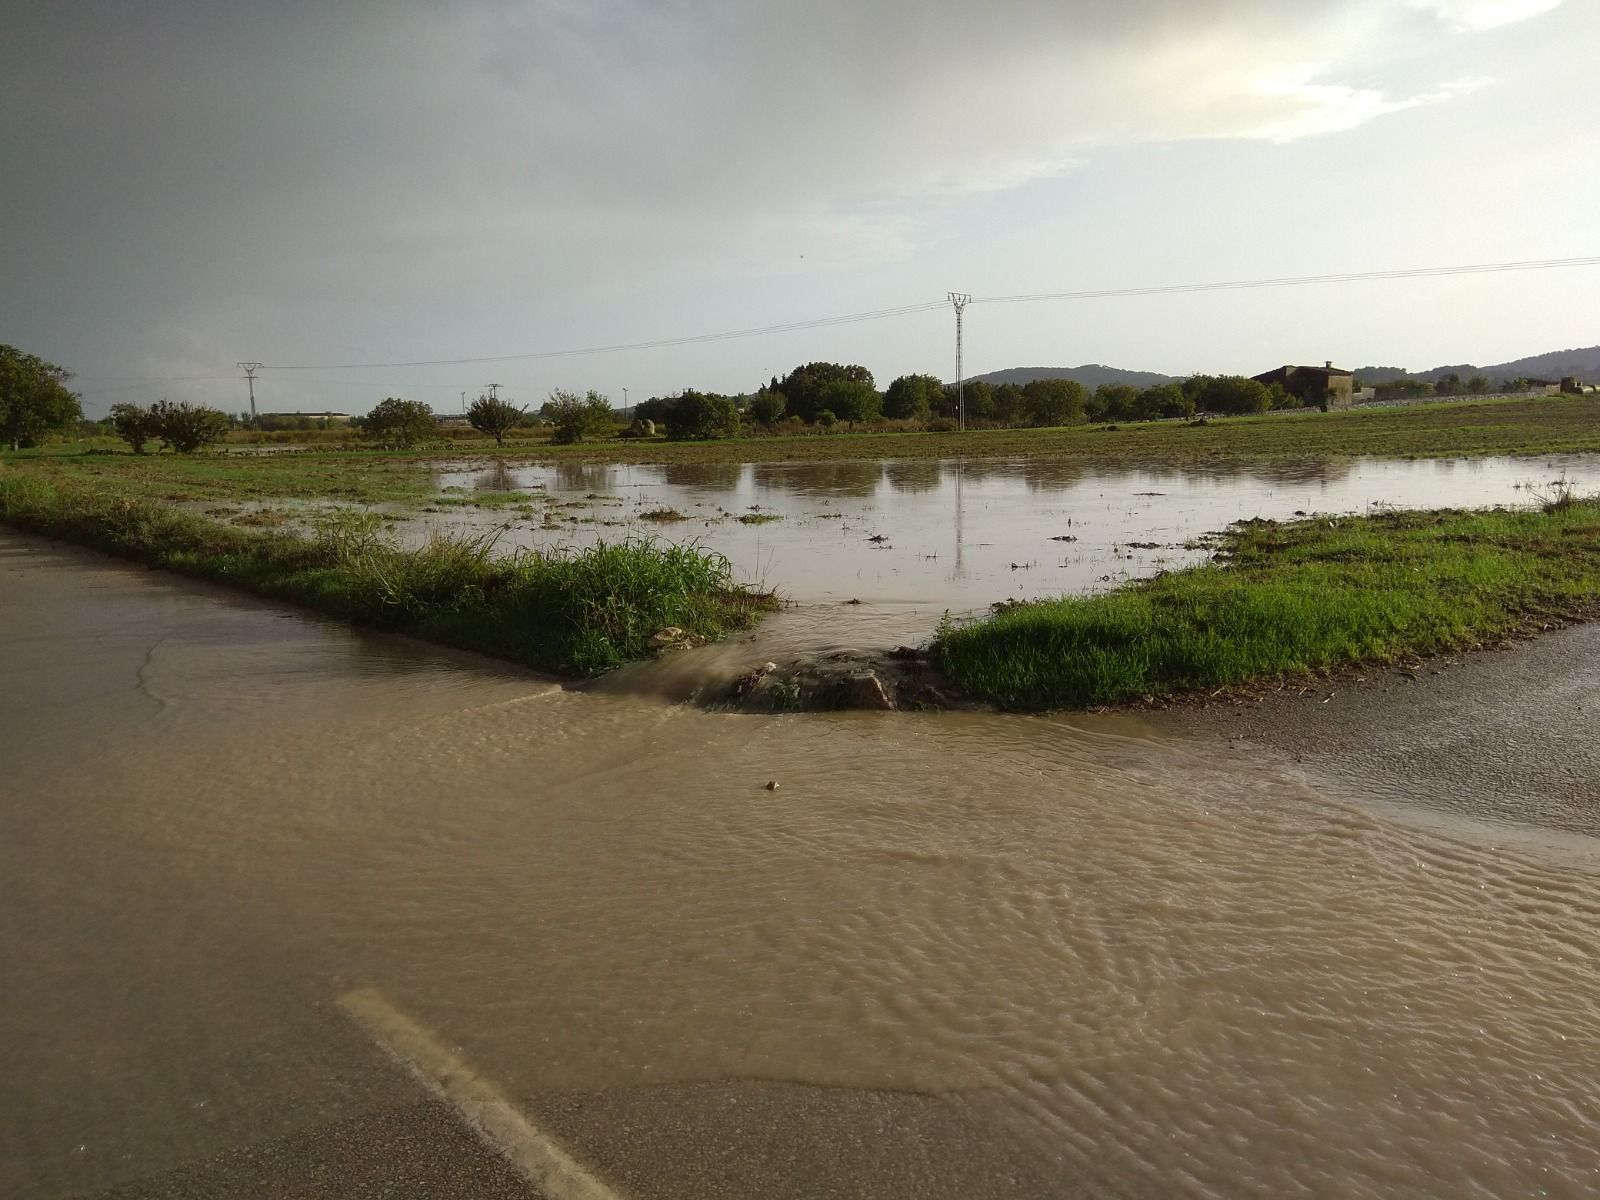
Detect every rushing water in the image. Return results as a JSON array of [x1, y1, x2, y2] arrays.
[[4, 532, 1598, 1198]]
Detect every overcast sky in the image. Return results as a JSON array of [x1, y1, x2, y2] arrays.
[[3, 0, 1595, 417]]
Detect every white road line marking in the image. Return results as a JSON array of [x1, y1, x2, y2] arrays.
[[338, 988, 627, 1200]]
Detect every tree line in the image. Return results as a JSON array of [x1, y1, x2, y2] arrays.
[[12, 338, 1503, 459], [617, 362, 1330, 441]]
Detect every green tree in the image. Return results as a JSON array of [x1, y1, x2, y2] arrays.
[[109, 402, 163, 453], [1265, 381, 1297, 410], [937, 379, 996, 421], [541, 389, 614, 444], [773, 362, 875, 423], [1137, 383, 1191, 419], [1022, 378, 1087, 426], [1090, 383, 1139, 422], [0, 344, 82, 450], [883, 373, 943, 420], [664, 390, 741, 440], [748, 388, 787, 428], [1466, 374, 1491, 394], [467, 393, 524, 446], [150, 400, 230, 453], [1435, 372, 1464, 397], [1191, 375, 1272, 415], [819, 378, 881, 426], [361, 396, 438, 449], [989, 382, 1025, 426]]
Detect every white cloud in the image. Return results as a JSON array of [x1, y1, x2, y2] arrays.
[[1414, 0, 1562, 31], [1247, 68, 1492, 143]]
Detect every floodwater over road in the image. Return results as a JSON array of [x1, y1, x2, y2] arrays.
[[422, 454, 1600, 621], [4, 532, 1598, 1198]]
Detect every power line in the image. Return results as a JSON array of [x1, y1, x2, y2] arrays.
[[69, 253, 1600, 392], [974, 255, 1600, 307], [261, 300, 950, 371]]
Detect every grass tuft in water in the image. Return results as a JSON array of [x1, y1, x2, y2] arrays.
[[934, 500, 1600, 710], [0, 474, 776, 676]]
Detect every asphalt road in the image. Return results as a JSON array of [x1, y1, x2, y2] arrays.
[[1150, 623, 1600, 838]]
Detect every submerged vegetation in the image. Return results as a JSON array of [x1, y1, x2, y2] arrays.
[[935, 496, 1600, 710], [0, 473, 775, 675]]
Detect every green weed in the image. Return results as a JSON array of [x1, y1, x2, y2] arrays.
[[0, 473, 776, 677], [934, 500, 1600, 709]]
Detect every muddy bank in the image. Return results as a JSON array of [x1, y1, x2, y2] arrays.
[[1146, 624, 1600, 838]]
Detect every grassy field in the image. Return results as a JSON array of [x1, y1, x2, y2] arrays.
[[934, 492, 1600, 710], [509, 394, 1600, 466], [0, 447, 435, 503], [0, 473, 774, 676], [9, 397, 1600, 505]]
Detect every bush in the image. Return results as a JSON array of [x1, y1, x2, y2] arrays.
[[151, 400, 230, 453], [361, 397, 437, 449], [749, 388, 787, 428], [467, 394, 525, 446], [664, 390, 741, 441], [542, 389, 615, 444], [109, 402, 164, 454], [816, 409, 838, 429]]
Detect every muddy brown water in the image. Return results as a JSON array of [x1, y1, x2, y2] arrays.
[[424, 454, 1600, 617], [4, 532, 1598, 1198]]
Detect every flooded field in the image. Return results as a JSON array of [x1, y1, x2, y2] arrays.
[[4, 532, 1598, 1198], [419, 454, 1600, 617]]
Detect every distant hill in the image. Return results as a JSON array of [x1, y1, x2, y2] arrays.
[[979, 346, 1600, 392], [1477, 345, 1600, 383], [971, 364, 1178, 390], [1355, 346, 1600, 385]]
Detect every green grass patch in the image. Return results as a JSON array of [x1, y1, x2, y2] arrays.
[[934, 498, 1600, 709], [0, 473, 775, 676]]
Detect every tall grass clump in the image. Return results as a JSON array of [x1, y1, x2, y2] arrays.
[[935, 499, 1600, 709], [0, 472, 775, 676]]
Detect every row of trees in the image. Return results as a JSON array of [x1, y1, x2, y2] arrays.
[[109, 401, 232, 453], [622, 363, 1318, 439], [1360, 373, 1549, 398]]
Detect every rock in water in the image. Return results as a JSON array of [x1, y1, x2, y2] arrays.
[[848, 672, 895, 711], [649, 626, 692, 651]]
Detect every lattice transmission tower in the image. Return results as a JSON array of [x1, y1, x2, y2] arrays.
[[948, 293, 971, 432]]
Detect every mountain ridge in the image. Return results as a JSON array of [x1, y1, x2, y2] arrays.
[[971, 346, 1600, 389]]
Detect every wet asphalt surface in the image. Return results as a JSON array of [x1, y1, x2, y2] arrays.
[[1154, 623, 1600, 839], [7, 530, 1598, 1198]]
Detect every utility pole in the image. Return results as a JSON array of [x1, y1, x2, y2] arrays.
[[485, 383, 501, 401], [948, 293, 971, 432], [237, 362, 261, 424], [460, 390, 468, 415], [622, 387, 629, 417]]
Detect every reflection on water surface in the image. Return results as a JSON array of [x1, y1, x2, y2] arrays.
[[425, 454, 1600, 615]]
